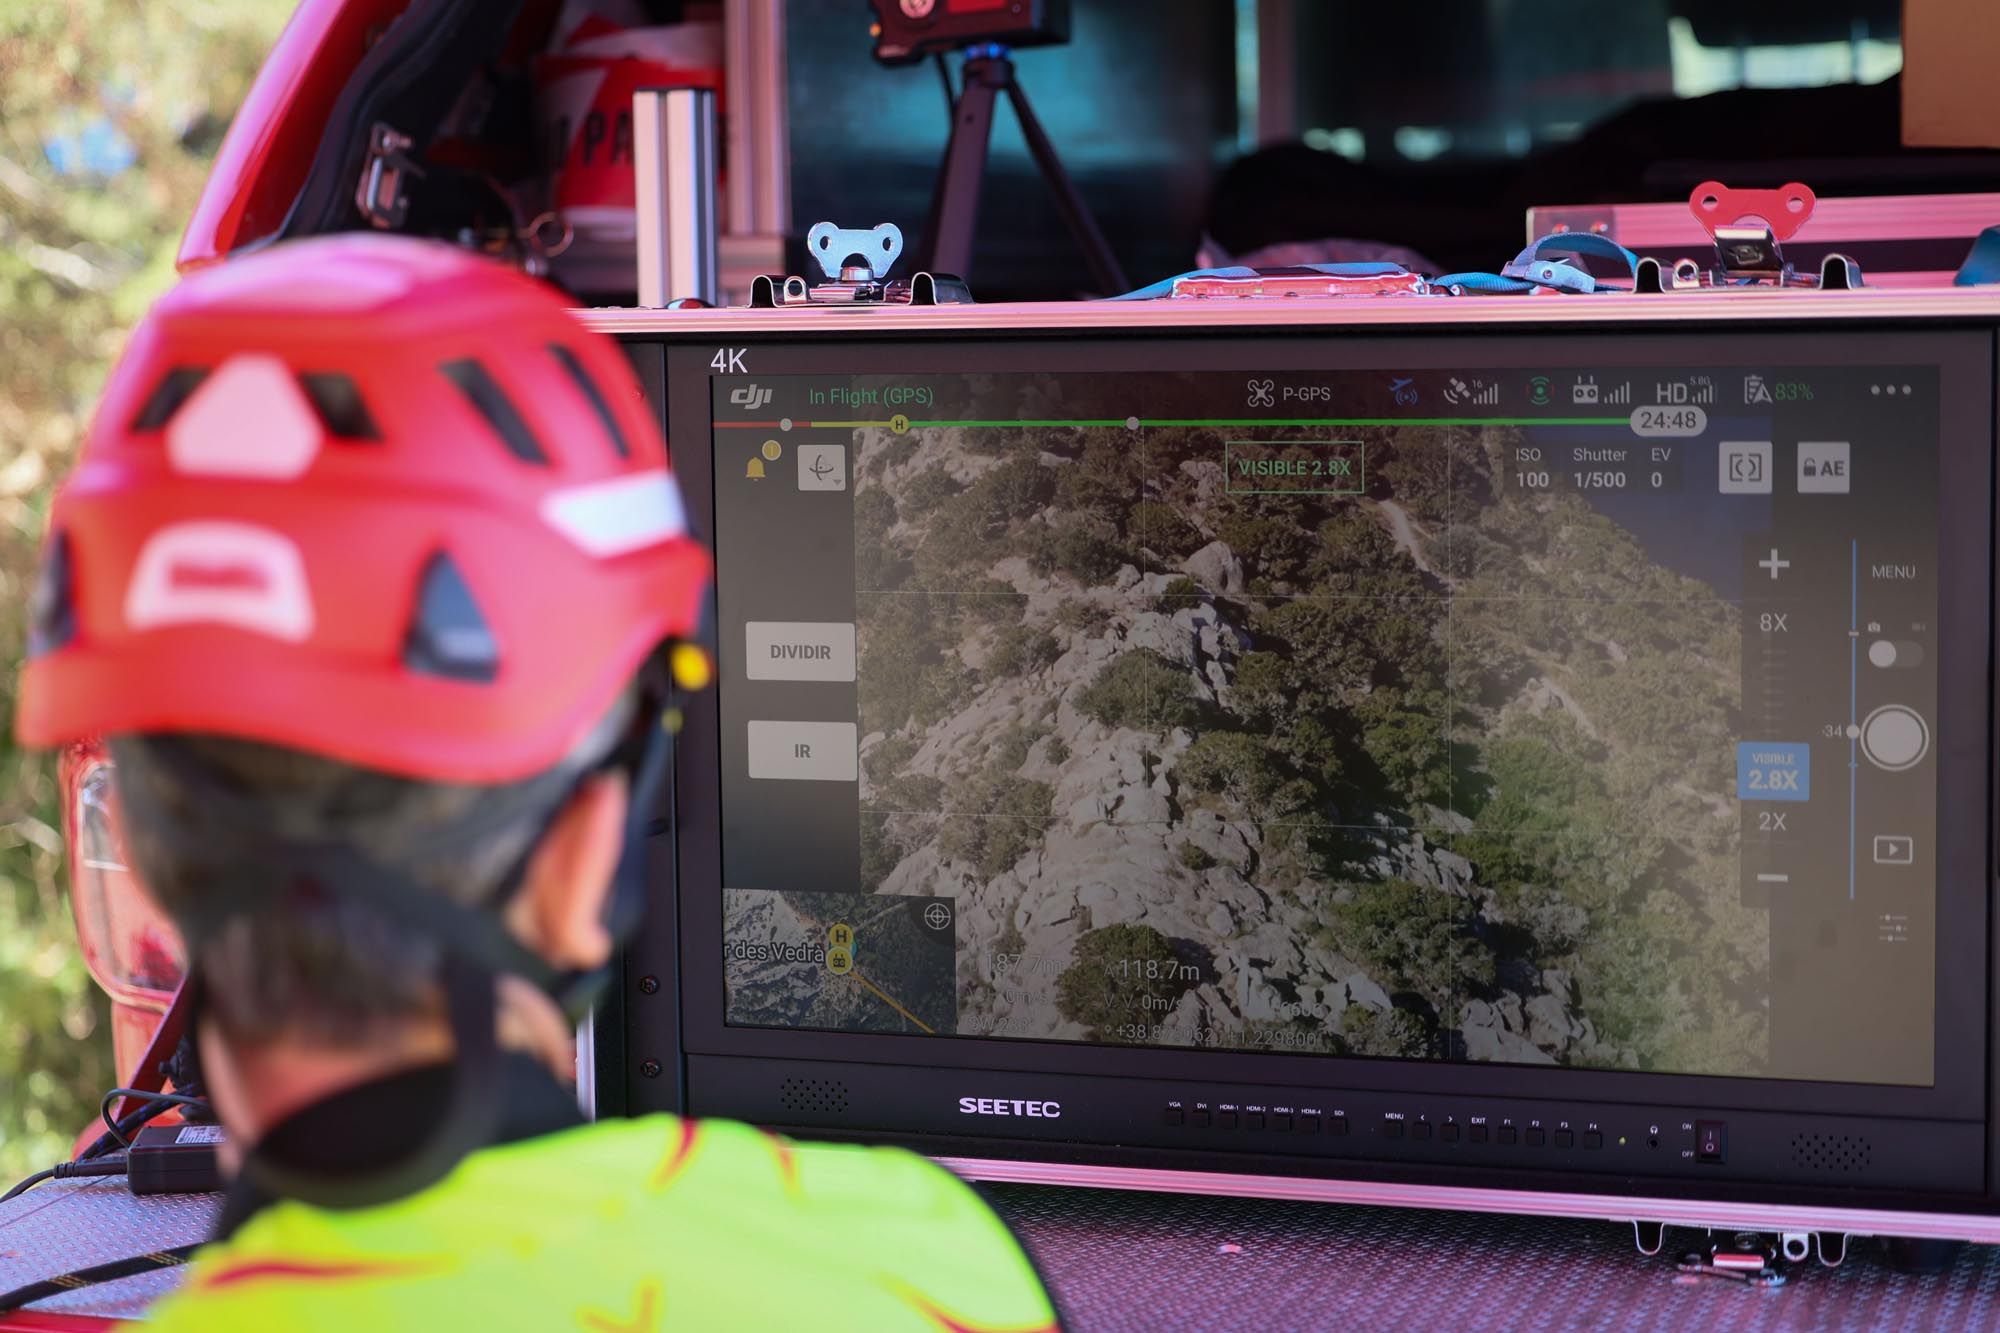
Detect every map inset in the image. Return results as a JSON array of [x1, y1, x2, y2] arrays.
[[724, 889, 958, 1035]]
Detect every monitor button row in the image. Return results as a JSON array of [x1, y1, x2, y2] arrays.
[[1165, 1106, 1348, 1135]]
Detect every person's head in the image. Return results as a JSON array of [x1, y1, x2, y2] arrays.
[[16, 235, 710, 1110]]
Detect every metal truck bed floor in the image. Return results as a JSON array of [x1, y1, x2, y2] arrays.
[[8, 1178, 2000, 1329]]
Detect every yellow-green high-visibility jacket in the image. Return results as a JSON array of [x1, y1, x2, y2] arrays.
[[145, 1114, 1057, 1331]]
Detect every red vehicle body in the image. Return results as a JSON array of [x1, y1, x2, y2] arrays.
[[9, 23, 720, 1322], [48, 0, 720, 1131]]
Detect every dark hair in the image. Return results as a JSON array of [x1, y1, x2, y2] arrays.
[[110, 702, 630, 1046]]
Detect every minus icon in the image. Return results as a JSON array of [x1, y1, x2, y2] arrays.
[[1756, 873, 1790, 883]]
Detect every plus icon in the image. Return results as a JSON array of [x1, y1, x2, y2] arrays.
[[1758, 548, 1791, 579]]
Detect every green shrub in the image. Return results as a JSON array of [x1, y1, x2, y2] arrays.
[[1325, 880, 1494, 1022], [1130, 500, 1204, 558], [1055, 924, 1196, 1038], [937, 774, 1053, 876], [903, 466, 964, 513], [963, 455, 1054, 527], [854, 488, 904, 589], [877, 774, 945, 812], [864, 734, 920, 784], [1027, 521, 1127, 582], [1177, 841, 1218, 871], [991, 724, 1043, 772], [1151, 574, 1201, 612], [1075, 651, 1197, 731], [1055, 599, 1114, 634], [1338, 1005, 1435, 1058], [986, 624, 1061, 678]]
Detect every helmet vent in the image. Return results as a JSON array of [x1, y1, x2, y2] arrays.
[[27, 530, 75, 659], [129, 367, 210, 432], [549, 344, 631, 459], [297, 371, 381, 440], [403, 553, 501, 683], [440, 358, 547, 466]]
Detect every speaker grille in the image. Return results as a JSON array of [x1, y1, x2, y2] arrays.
[[779, 1077, 850, 1115], [1791, 1132, 1872, 1173]]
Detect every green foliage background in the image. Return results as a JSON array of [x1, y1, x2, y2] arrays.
[[0, 0, 295, 1179]]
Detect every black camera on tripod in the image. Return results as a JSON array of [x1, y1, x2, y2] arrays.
[[868, 0, 1070, 66], [864, 0, 1125, 292]]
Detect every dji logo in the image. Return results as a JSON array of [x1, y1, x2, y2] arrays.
[[729, 384, 773, 411]]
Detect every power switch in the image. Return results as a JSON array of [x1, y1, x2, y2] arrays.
[[1696, 1120, 1727, 1164]]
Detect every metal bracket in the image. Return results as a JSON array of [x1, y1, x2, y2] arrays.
[[750, 222, 973, 308], [1680, 1230, 1788, 1288], [1684, 180, 1847, 288], [355, 124, 422, 230], [1690, 180, 1818, 244], [807, 222, 905, 282]]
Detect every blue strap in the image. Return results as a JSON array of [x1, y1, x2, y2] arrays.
[[1110, 262, 1411, 301], [1433, 233, 1644, 295], [1954, 225, 2000, 286], [1431, 271, 1539, 293]]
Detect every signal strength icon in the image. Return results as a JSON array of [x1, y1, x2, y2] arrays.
[[1604, 382, 1632, 405], [1691, 375, 1715, 404], [1473, 381, 1499, 405]]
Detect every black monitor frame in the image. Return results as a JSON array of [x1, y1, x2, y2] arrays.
[[591, 295, 2000, 1236]]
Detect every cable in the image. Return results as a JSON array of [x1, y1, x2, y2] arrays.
[[934, 51, 956, 112], [97, 1088, 211, 1150], [0, 1243, 198, 1314], [2, 1155, 128, 1204], [0, 1168, 56, 1205], [79, 1095, 181, 1162]]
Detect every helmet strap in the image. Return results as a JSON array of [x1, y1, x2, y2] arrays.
[[117, 690, 678, 1211]]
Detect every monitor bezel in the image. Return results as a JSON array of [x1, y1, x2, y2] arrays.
[[611, 310, 1998, 1202]]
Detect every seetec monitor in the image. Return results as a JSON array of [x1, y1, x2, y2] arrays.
[[583, 291, 2000, 1245]]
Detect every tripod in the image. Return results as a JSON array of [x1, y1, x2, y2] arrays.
[[915, 45, 1130, 295]]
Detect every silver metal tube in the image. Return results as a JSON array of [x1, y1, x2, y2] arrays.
[[634, 87, 719, 308], [723, 0, 756, 233], [747, 0, 791, 237]]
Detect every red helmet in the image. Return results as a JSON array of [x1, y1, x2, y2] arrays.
[[17, 234, 710, 783]]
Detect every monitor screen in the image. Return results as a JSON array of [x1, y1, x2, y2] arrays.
[[706, 332, 1954, 1090]]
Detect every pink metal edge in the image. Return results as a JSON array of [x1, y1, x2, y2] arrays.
[[940, 1156, 2000, 1244], [576, 285, 2000, 336], [1528, 192, 2000, 247]]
